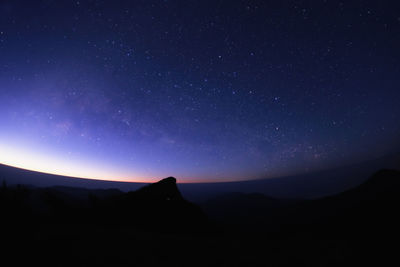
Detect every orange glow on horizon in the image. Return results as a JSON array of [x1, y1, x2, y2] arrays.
[[0, 142, 258, 184]]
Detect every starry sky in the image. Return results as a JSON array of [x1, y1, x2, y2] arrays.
[[0, 0, 399, 183]]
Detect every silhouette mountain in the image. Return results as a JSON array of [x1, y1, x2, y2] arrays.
[[111, 177, 208, 231], [201, 169, 400, 237], [2, 169, 400, 266], [134, 176, 183, 200], [312, 169, 400, 235], [311, 168, 400, 213], [0, 176, 207, 233], [342, 169, 400, 196]]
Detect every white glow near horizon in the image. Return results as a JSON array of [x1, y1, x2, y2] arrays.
[[0, 142, 153, 183]]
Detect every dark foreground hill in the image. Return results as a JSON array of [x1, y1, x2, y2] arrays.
[[202, 169, 400, 237], [1, 169, 400, 266], [2, 151, 399, 201], [1, 176, 207, 232]]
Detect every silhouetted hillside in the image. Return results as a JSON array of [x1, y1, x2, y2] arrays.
[[106, 177, 208, 231], [201, 169, 400, 239], [180, 153, 400, 202], [2, 169, 400, 266], [339, 169, 400, 196], [0, 176, 207, 233], [2, 152, 399, 201]]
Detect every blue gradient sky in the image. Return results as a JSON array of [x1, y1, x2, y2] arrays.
[[0, 1, 400, 183]]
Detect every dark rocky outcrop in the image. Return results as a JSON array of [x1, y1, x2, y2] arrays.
[[110, 177, 208, 231], [0, 176, 208, 233]]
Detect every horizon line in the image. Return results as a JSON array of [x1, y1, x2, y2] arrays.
[[0, 162, 256, 184]]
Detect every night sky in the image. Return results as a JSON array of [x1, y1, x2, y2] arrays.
[[0, 0, 399, 183]]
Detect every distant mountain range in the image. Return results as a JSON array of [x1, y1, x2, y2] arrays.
[[1, 152, 399, 202], [2, 166, 399, 236], [1, 176, 207, 233], [180, 152, 400, 201], [201, 169, 400, 239], [2, 165, 400, 266]]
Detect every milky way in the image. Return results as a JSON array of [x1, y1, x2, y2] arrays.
[[0, 1, 399, 182]]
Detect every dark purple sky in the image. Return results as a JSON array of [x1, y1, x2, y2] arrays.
[[0, 0, 399, 183]]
